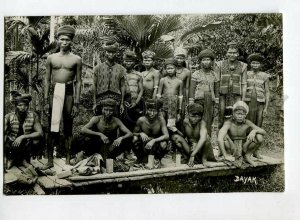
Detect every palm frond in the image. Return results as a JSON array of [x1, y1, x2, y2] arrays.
[[5, 51, 33, 65], [149, 43, 174, 60], [180, 21, 222, 42]]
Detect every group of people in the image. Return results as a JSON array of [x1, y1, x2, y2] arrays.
[[4, 25, 270, 171]]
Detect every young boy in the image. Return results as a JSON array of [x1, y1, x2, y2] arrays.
[[217, 101, 266, 167], [171, 103, 217, 167], [140, 50, 160, 101], [122, 50, 144, 130], [81, 98, 133, 161], [132, 99, 169, 164], [157, 58, 183, 127], [243, 53, 270, 128]]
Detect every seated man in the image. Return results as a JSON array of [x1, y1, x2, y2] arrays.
[[132, 99, 169, 164], [81, 98, 133, 162], [4, 94, 43, 169], [217, 101, 266, 167], [171, 103, 217, 167]]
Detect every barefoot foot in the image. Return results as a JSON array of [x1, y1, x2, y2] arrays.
[[244, 154, 257, 167]]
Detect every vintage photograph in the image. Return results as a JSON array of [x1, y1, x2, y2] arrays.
[[3, 14, 284, 195]]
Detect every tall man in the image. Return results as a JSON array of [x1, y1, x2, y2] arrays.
[[215, 41, 247, 127], [43, 25, 82, 169], [174, 47, 191, 106], [93, 41, 126, 115], [4, 94, 43, 169], [140, 50, 160, 101]]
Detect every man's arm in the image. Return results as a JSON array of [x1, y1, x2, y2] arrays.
[[44, 55, 51, 102], [115, 118, 133, 140], [81, 117, 102, 136], [74, 57, 82, 105], [152, 70, 160, 99], [120, 74, 126, 107], [178, 80, 183, 111], [185, 70, 191, 99], [189, 75, 196, 102], [264, 78, 270, 112], [241, 63, 247, 100], [152, 117, 169, 143], [191, 120, 207, 157], [157, 78, 164, 99], [246, 120, 266, 136], [217, 121, 231, 157], [135, 75, 144, 104]]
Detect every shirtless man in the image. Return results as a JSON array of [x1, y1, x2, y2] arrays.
[[218, 101, 266, 167], [123, 50, 144, 130], [174, 47, 191, 116], [157, 58, 183, 127], [132, 99, 169, 163], [140, 50, 160, 100], [43, 25, 82, 169], [81, 99, 133, 161], [171, 103, 217, 167]]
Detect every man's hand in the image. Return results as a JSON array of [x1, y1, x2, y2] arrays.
[[129, 102, 136, 108], [188, 155, 195, 167], [112, 137, 123, 148], [140, 132, 149, 142], [99, 133, 110, 144], [71, 105, 79, 118], [44, 104, 50, 116], [145, 139, 155, 150], [120, 104, 125, 114], [12, 135, 25, 148], [224, 154, 235, 162], [247, 130, 257, 142]]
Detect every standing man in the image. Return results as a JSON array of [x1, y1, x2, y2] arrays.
[[93, 41, 126, 115], [122, 50, 144, 130], [43, 25, 82, 169], [140, 50, 160, 101], [4, 94, 43, 169], [216, 41, 247, 127]]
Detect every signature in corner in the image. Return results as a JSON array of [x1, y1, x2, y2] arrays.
[[234, 176, 258, 185]]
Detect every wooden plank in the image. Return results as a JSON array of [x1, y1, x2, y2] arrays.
[[38, 158, 62, 174], [38, 176, 73, 189], [33, 183, 46, 195], [53, 157, 67, 169], [70, 162, 282, 187]]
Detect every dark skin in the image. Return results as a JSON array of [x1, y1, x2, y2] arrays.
[[133, 108, 169, 150], [174, 55, 191, 99], [218, 109, 266, 166], [43, 34, 82, 168], [81, 106, 133, 149], [4, 101, 43, 168], [141, 58, 160, 99]]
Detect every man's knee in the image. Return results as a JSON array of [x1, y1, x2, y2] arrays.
[[159, 141, 168, 150], [255, 134, 264, 143]]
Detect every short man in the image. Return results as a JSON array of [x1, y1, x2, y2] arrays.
[[218, 101, 266, 167], [132, 99, 169, 163], [81, 99, 133, 161], [43, 25, 82, 169], [122, 50, 144, 130], [4, 94, 43, 169], [216, 42, 247, 127], [171, 103, 217, 167], [157, 58, 183, 127], [174, 47, 191, 117], [140, 50, 160, 101], [93, 41, 126, 115]]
